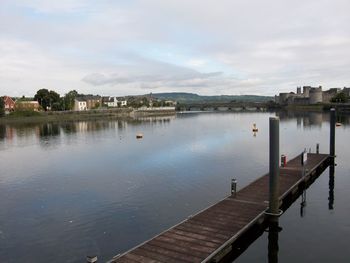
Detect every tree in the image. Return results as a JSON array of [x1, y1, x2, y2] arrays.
[[0, 97, 5, 117], [331, 92, 349, 103], [34, 89, 62, 110], [34, 89, 50, 110], [63, 90, 79, 110]]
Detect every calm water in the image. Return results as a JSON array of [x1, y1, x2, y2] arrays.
[[0, 112, 349, 262]]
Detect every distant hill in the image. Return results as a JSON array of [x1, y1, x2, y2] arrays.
[[150, 92, 273, 104]]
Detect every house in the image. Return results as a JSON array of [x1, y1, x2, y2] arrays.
[[15, 101, 40, 111], [120, 99, 127, 107], [107, 97, 119, 107], [83, 95, 101, 109], [103, 97, 128, 107], [74, 97, 87, 111], [2, 96, 15, 113]]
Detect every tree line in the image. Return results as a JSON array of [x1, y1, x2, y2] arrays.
[[33, 89, 80, 111]]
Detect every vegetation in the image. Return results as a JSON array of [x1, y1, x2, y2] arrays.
[[0, 97, 4, 117], [331, 92, 349, 103], [150, 92, 273, 104], [9, 110, 42, 117], [34, 89, 60, 110], [62, 90, 79, 110]]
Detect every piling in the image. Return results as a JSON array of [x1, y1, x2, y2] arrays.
[[330, 108, 335, 158], [316, 143, 319, 154], [268, 117, 280, 221], [231, 178, 237, 196]]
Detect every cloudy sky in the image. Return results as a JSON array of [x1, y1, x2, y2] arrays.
[[1, 0, 350, 97]]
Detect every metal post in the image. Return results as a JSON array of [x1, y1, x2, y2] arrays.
[[269, 117, 280, 221], [231, 178, 237, 196], [330, 108, 336, 158], [316, 143, 319, 154]]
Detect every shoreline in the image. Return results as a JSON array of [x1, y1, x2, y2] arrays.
[[0, 108, 177, 124]]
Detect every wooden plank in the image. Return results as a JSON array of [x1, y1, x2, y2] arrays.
[[148, 239, 208, 259], [141, 243, 202, 263], [112, 153, 330, 263]]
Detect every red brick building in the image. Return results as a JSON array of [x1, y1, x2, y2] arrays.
[[2, 96, 15, 112]]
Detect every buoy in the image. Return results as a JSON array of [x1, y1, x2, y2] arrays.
[[136, 133, 143, 139], [252, 123, 258, 132], [336, 122, 342, 127]]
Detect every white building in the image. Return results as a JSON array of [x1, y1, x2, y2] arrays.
[[106, 97, 127, 107], [74, 98, 87, 111]]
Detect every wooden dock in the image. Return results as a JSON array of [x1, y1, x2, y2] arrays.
[[110, 153, 331, 263]]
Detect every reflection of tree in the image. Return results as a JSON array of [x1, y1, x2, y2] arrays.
[[39, 123, 60, 137], [0, 124, 6, 139], [61, 122, 77, 134]]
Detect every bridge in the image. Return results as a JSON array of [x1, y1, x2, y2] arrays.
[[176, 102, 271, 112]]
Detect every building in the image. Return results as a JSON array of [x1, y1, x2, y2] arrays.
[[276, 85, 350, 105], [2, 96, 15, 113], [322, 88, 340, 103], [309, 87, 323, 104], [84, 95, 101, 109], [103, 97, 127, 107], [107, 97, 118, 107], [74, 97, 87, 111], [15, 101, 40, 111], [343, 87, 350, 97]]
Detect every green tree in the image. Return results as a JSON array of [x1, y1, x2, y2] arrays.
[[34, 89, 50, 110], [331, 92, 349, 103], [63, 90, 79, 110], [0, 97, 5, 117], [34, 89, 62, 110]]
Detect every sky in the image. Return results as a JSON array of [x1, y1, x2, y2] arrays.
[[1, 0, 350, 97]]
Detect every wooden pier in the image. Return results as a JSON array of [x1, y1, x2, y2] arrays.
[[110, 153, 331, 263]]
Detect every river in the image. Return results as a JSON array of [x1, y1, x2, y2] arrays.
[[0, 111, 349, 262]]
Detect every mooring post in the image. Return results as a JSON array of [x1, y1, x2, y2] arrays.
[[316, 143, 319, 154], [330, 108, 336, 158], [231, 178, 237, 196], [268, 117, 280, 221]]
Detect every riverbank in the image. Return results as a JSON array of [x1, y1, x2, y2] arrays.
[[0, 108, 176, 124]]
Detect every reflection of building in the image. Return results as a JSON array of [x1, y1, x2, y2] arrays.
[[276, 86, 347, 105], [15, 101, 40, 111], [2, 96, 15, 113]]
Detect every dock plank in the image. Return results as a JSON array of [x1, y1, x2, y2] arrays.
[[111, 153, 330, 263]]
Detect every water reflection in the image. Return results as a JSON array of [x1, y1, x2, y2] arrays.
[[0, 116, 176, 146], [39, 123, 60, 138], [268, 220, 281, 263], [0, 111, 348, 262], [329, 164, 335, 210], [300, 190, 307, 217], [277, 111, 350, 128]]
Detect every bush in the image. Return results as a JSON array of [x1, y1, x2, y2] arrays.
[[9, 110, 42, 117]]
